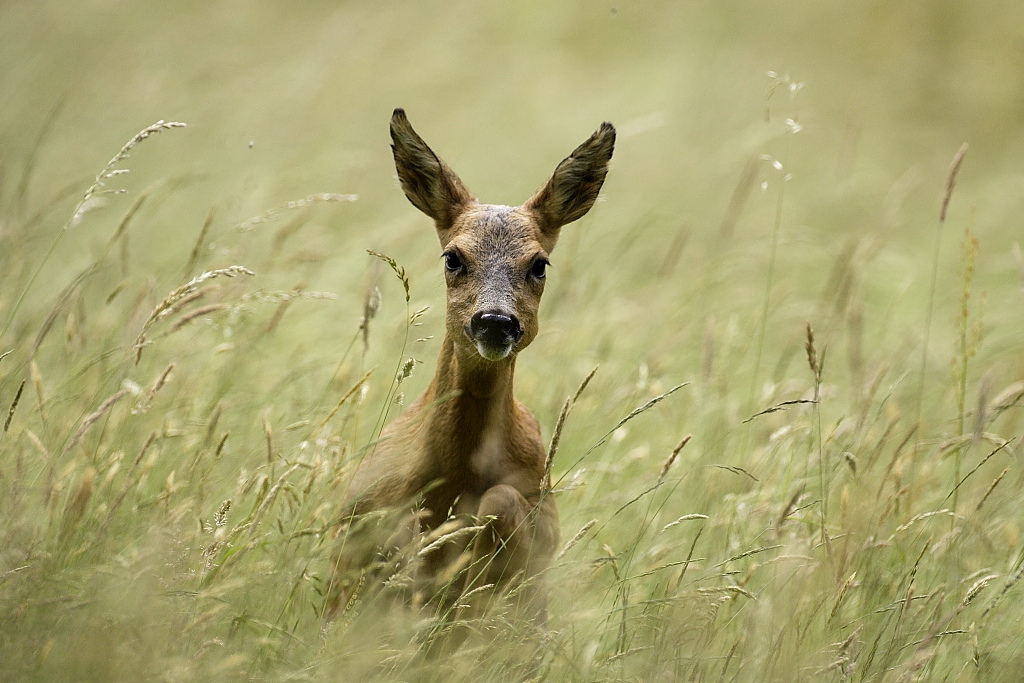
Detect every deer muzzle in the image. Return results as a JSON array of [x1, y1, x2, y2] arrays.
[[467, 310, 523, 361]]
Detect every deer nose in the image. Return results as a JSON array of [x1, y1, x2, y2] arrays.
[[469, 310, 523, 347]]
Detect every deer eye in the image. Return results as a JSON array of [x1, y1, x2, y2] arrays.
[[443, 251, 464, 273], [529, 258, 548, 280]]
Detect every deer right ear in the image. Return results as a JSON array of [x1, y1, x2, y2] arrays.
[[523, 122, 615, 237], [390, 108, 474, 229]]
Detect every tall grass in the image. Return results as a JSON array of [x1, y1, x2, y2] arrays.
[[0, 112, 1021, 683], [2, 3, 1024, 680]]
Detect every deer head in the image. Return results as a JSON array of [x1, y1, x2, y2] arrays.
[[390, 108, 615, 363]]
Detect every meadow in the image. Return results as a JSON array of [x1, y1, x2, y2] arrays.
[[2, 1, 1024, 680]]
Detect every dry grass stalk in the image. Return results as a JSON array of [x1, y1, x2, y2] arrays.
[[29, 360, 45, 420], [241, 289, 336, 306], [695, 585, 755, 600], [944, 438, 1013, 504], [983, 559, 1024, 618], [939, 143, 969, 223], [1, 122, 186, 343], [971, 374, 991, 442], [894, 541, 932, 645], [396, 357, 417, 383], [588, 382, 689, 455], [805, 321, 820, 378], [359, 283, 382, 353], [543, 366, 599, 491], [4, 379, 25, 434], [234, 193, 357, 231], [572, 365, 600, 402], [888, 510, 953, 541], [742, 398, 817, 423], [213, 499, 231, 528], [714, 545, 782, 568], [100, 431, 157, 530], [544, 396, 572, 486], [367, 249, 410, 303], [661, 514, 708, 532], [70, 121, 187, 231], [911, 142, 970, 485], [316, 370, 374, 435], [24, 429, 49, 460], [816, 626, 862, 678], [263, 418, 274, 463], [613, 383, 688, 432], [214, 432, 230, 459], [144, 266, 253, 326], [557, 519, 598, 559], [457, 582, 496, 603], [417, 524, 487, 557], [133, 363, 175, 414], [975, 467, 1008, 511], [201, 501, 233, 571], [108, 185, 156, 265], [951, 223, 983, 520], [962, 574, 997, 606], [248, 463, 300, 537], [830, 571, 858, 619], [265, 288, 299, 333], [185, 205, 217, 275], [64, 388, 131, 454], [658, 434, 692, 484], [165, 303, 230, 335], [28, 260, 87, 343], [339, 573, 365, 618], [133, 266, 254, 363], [60, 467, 95, 537], [775, 485, 805, 530], [990, 380, 1024, 409], [150, 289, 207, 323]]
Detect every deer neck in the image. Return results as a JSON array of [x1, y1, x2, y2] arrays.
[[425, 334, 516, 472]]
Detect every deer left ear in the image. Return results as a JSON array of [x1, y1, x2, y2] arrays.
[[523, 122, 615, 237]]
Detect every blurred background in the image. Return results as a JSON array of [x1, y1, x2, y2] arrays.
[[3, 1, 1023, 393]]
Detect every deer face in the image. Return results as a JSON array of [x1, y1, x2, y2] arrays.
[[439, 205, 549, 361], [389, 108, 615, 363]]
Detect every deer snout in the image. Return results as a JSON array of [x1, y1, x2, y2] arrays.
[[470, 311, 523, 345], [467, 310, 523, 361]]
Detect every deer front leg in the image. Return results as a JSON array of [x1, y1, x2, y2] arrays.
[[464, 484, 558, 623]]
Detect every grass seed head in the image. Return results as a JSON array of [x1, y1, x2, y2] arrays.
[[658, 434, 692, 484]]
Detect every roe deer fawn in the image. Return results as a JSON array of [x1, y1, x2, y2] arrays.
[[328, 108, 614, 624]]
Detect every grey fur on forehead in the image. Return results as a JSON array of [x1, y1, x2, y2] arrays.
[[454, 206, 543, 254]]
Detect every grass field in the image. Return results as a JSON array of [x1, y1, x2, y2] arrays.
[[2, 1, 1024, 680]]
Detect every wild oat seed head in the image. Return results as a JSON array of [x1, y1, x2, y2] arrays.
[[70, 120, 187, 230], [397, 357, 417, 382], [557, 519, 598, 559], [962, 574, 997, 606], [940, 143, 969, 223], [658, 434, 692, 484], [804, 321, 819, 377]]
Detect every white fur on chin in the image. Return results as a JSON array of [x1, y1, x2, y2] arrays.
[[475, 341, 513, 361]]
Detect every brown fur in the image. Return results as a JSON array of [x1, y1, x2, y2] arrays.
[[327, 108, 614, 623]]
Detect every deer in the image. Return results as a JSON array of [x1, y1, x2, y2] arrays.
[[326, 108, 615, 626]]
